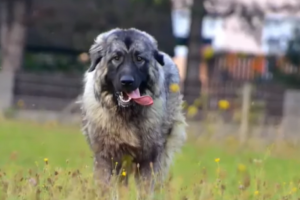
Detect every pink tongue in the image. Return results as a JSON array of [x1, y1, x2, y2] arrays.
[[126, 89, 153, 106]]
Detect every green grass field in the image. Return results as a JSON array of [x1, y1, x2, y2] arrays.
[[1, 118, 300, 200]]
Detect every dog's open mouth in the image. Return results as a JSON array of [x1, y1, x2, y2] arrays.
[[118, 89, 153, 106]]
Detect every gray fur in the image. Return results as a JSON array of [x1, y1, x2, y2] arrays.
[[80, 28, 187, 191]]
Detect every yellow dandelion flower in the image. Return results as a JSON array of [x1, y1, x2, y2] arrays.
[[122, 171, 127, 177], [237, 164, 246, 172], [218, 100, 230, 110], [254, 190, 259, 195], [292, 187, 297, 192], [202, 46, 214, 60], [187, 105, 198, 118], [169, 83, 180, 93], [44, 158, 48, 162], [215, 158, 220, 163]]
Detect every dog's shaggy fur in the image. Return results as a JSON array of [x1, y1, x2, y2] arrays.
[[80, 28, 187, 189]]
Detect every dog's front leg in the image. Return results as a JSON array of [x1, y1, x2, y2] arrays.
[[135, 156, 164, 198], [135, 161, 155, 199], [94, 154, 112, 192]]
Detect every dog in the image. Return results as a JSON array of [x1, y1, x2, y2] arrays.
[[80, 28, 187, 192]]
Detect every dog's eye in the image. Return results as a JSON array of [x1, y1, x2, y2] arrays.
[[136, 56, 143, 62], [113, 56, 120, 61]]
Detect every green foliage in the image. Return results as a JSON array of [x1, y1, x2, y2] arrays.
[[153, 0, 163, 5], [23, 52, 87, 73], [26, 0, 175, 56]]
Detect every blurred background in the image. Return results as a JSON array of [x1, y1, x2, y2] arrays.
[[2, 0, 300, 198], [1, 0, 300, 126]]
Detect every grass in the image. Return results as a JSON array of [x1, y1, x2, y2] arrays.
[[1, 119, 300, 199]]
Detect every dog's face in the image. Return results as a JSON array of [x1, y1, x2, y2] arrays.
[[88, 28, 165, 108]]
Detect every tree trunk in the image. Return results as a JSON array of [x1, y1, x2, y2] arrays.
[[0, 0, 28, 112], [0, 0, 10, 63], [1, 0, 28, 72], [183, 0, 206, 104]]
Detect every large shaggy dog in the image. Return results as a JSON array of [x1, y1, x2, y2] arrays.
[[80, 28, 187, 190]]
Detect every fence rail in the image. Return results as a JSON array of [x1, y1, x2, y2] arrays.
[[13, 72, 83, 111], [11, 52, 296, 121]]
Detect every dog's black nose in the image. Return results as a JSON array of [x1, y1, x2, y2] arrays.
[[120, 75, 134, 86]]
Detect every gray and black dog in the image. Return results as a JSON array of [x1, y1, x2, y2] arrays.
[[80, 28, 187, 191]]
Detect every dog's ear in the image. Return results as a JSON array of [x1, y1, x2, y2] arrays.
[[88, 42, 104, 72], [153, 50, 164, 66], [88, 33, 107, 72], [88, 53, 102, 72]]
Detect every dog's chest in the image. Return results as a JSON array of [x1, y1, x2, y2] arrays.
[[92, 113, 162, 159], [102, 119, 141, 148]]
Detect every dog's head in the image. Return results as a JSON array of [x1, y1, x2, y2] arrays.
[[88, 28, 165, 108]]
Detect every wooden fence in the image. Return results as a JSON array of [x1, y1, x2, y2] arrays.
[[180, 53, 291, 122], [12, 73, 285, 122], [12, 53, 296, 122], [208, 53, 299, 82], [13, 72, 82, 111], [202, 81, 285, 122]]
